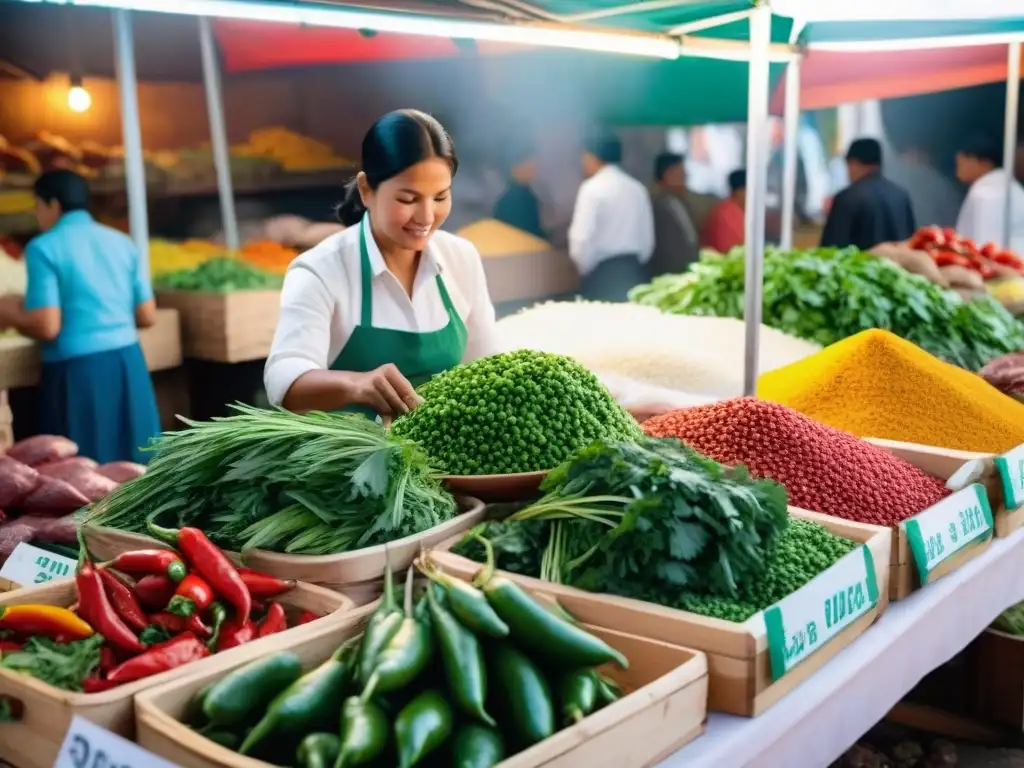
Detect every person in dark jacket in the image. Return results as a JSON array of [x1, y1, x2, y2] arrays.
[[820, 138, 916, 250], [493, 139, 545, 239]]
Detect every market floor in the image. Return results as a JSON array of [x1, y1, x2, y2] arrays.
[[836, 723, 1024, 767]]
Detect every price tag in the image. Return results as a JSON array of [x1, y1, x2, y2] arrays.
[[763, 544, 878, 680], [901, 483, 993, 583], [0, 543, 75, 588], [55, 716, 179, 768], [995, 442, 1024, 511]]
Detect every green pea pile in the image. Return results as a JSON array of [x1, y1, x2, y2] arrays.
[[674, 520, 858, 622], [391, 350, 642, 475]]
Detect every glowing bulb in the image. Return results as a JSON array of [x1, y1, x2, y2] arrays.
[[68, 85, 92, 113]]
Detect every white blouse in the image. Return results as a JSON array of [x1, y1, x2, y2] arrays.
[[264, 217, 500, 406]]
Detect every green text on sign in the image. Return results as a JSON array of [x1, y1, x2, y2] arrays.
[[901, 483, 993, 584], [995, 442, 1024, 512], [763, 544, 878, 681]]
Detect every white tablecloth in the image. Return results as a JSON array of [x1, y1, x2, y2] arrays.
[[661, 528, 1024, 768]]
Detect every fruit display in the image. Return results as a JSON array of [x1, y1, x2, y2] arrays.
[[180, 560, 626, 767], [389, 350, 642, 475], [233, 127, 353, 173], [907, 226, 1024, 278]]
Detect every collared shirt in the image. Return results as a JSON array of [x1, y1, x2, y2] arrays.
[[956, 168, 1024, 253], [568, 164, 655, 275], [24, 210, 151, 363], [264, 216, 500, 406], [700, 198, 745, 253]]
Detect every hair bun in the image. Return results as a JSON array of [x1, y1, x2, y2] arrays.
[[335, 178, 366, 226]]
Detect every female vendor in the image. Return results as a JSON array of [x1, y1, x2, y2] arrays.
[[0, 170, 161, 462]]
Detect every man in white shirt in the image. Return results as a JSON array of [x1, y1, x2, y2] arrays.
[[568, 131, 655, 301], [955, 135, 1024, 253]]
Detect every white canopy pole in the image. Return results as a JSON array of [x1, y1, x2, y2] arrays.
[[742, 2, 772, 396], [112, 9, 149, 263], [1002, 41, 1020, 250], [779, 57, 801, 250], [198, 15, 240, 252]]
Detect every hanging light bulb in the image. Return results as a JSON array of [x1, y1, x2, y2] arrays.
[[67, 75, 91, 113]]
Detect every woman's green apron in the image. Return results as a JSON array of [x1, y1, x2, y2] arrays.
[[329, 217, 467, 413]]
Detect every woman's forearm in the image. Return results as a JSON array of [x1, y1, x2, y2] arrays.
[[281, 370, 360, 413]]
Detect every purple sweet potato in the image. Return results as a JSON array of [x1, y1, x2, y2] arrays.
[[18, 514, 78, 546], [33, 464, 117, 502], [96, 462, 146, 484], [0, 520, 37, 558], [0, 456, 40, 509], [37, 457, 99, 476], [17, 475, 89, 515], [6, 435, 78, 468]]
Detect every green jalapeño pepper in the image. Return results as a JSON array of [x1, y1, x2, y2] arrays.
[[558, 668, 598, 725], [298, 733, 341, 768], [488, 642, 554, 748], [394, 689, 452, 768], [451, 723, 505, 768], [426, 582, 494, 726], [203, 652, 303, 727], [370, 567, 434, 694], [419, 553, 508, 638], [357, 560, 404, 687], [473, 536, 627, 670], [334, 674, 389, 768]]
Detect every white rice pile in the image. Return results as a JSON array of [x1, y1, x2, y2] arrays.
[[497, 301, 822, 397]]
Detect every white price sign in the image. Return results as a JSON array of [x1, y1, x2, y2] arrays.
[[762, 544, 878, 680], [901, 483, 993, 583], [0, 543, 75, 588], [55, 716, 179, 768], [995, 442, 1024, 511]]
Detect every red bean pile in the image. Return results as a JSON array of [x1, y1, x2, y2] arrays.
[[643, 397, 950, 526]]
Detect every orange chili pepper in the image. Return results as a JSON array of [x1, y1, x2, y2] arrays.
[[0, 605, 94, 641]]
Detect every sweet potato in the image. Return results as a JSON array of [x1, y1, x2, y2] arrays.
[[37, 457, 98, 476], [60, 468, 118, 502], [6, 435, 78, 468], [18, 515, 78, 546], [0, 456, 40, 509], [96, 462, 146, 483], [17, 475, 89, 515], [0, 520, 37, 559]]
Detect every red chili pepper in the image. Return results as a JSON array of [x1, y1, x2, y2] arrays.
[[185, 613, 212, 639], [216, 618, 254, 652], [166, 574, 215, 618], [256, 602, 288, 639], [101, 550, 186, 582], [97, 568, 148, 632], [148, 612, 185, 634], [82, 677, 120, 694], [237, 569, 296, 599], [133, 575, 178, 611], [75, 540, 145, 656], [297, 610, 319, 626], [106, 632, 210, 684], [99, 646, 117, 673], [0, 641, 21, 654], [148, 522, 251, 621]]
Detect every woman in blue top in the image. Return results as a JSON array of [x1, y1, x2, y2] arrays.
[[0, 170, 161, 463]]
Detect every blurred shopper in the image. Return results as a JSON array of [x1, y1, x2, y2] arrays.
[[956, 135, 1024, 253], [820, 138, 916, 250], [652, 151, 719, 233], [701, 169, 747, 253], [568, 131, 654, 301], [649, 152, 700, 277], [0, 170, 160, 463], [885, 144, 962, 229], [493, 138, 546, 239]]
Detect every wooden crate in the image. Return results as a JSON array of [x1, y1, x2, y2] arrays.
[[971, 628, 1024, 729], [83, 497, 487, 606], [155, 289, 281, 363], [432, 508, 890, 717], [0, 578, 356, 768], [866, 439, 1004, 600], [135, 589, 708, 768]]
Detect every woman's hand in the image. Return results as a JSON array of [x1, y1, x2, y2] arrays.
[[348, 364, 423, 417]]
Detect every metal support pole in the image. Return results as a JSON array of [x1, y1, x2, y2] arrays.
[[742, 2, 771, 397], [779, 57, 801, 250], [1002, 41, 1021, 250], [112, 10, 149, 262], [198, 15, 240, 251]]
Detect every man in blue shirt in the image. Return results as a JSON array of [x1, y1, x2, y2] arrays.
[[0, 170, 160, 463]]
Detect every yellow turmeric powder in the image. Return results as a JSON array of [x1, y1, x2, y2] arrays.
[[757, 329, 1024, 453]]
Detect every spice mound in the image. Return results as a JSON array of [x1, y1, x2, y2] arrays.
[[643, 398, 950, 526], [391, 350, 641, 475], [757, 329, 1024, 453]]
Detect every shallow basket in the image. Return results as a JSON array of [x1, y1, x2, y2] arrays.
[[0, 578, 355, 768], [440, 471, 548, 503]]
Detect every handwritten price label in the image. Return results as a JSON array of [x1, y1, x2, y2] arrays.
[[763, 544, 879, 680], [54, 716, 178, 768], [0, 543, 75, 588], [901, 483, 993, 583], [995, 442, 1024, 512]]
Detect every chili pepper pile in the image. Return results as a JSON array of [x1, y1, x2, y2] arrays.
[[186, 553, 628, 768], [643, 398, 951, 527], [0, 527, 319, 695]]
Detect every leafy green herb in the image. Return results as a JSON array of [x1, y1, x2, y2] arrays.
[[153, 257, 282, 293], [1, 635, 105, 692], [630, 247, 1024, 371], [83, 405, 458, 555]]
